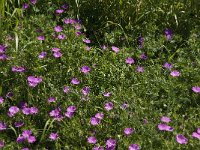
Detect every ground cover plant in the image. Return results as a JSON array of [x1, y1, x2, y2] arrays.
[[0, 0, 200, 150]]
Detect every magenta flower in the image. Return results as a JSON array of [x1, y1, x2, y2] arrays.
[[120, 102, 129, 110], [22, 148, 29, 150], [0, 54, 8, 60], [176, 134, 188, 144], [101, 45, 107, 50], [129, 144, 140, 150], [0, 140, 4, 148], [12, 66, 26, 72], [49, 132, 59, 140], [74, 24, 81, 30], [163, 62, 173, 69], [76, 31, 82, 36], [37, 35, 45, 41], [170, 70, 180, 77], [27, 76, 42, 87], [65, 111, 75, 118], [0, 97, 4, 104], [93, 146, 104, 150], [16, 135, 25, 143], [192, 86, 200, 93], [8, 106, 20, 117], [71, 78, 80, 85], [83, 38, 91, 44], [104, 102, 114, 111], [164, 28, 173, 41], [90, 117, 100, 126], [63, 86, 70, 93], [157, 124, 174, 132], [30, 0, 37, 5], [22, 107, 31, 115], [140, 53, 148, 60], [81, 86, 90, 96], [64, 18, 77, 24], [192, 132, 200, 140], [67, 106, 77, 112], [38, 52, 47, 58], [48, 97, 56, 103], [0, 122, 7, 130], [111, 46, 119, 53], [126, 57, 135, 65], [81, 66, 91, 74], [30, 107, 38, 114], [49, 107, 61, 117], [61, 3, 69, 10], [55, 9, 64, 15], [53, 51, 62, 58], [103, 92, 111, 97], [0, 44, 7, 53], [52, 47, 60, 52], [137, 36, 144, 49], [106, 138, 116, 150], [124, 128, 134, 135], [22, 3, 29, 9], [27, 136, 36, 143], [95, 112, 104, 120], [136, 66, 144, 73], [57, 34, 66, 40], [54, 26, 63, 32], [22, 130, 32, 138], [14, 121, 24, 128], [87, 136, 97, 144], [160, 116, 171, 123]]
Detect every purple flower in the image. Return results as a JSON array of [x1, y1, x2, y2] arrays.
[[90, 117, 100, 126], [85, 46, 91, 51], [170, 70, 180, 77], [120, 102, 129, 110], [55, 9, 64, 14], [48, 97, 56, 103], [8, 106, 20, 117], [0, 54, 8, 60], [104, 102, 114, 111], [71, 78, 80, 85], [49, 132, 59, 140], [53, 51, 62, 58], [20, 101, 28, 108], [197, 128, 200, 134], [51, 47, 60, 52], [106, 138, 116, 150], [158, 124, 173, 131], [163, 62, 173, 69], [12, 66, 26, 72], [140, 53, 148, 60], [65, 111, 75, 118], [124, 128, 134, 135], [27, 76, 42, 87], [103, 92, 111, 97], [137, 36, 144, 49], [16, 135, 25, 143], [74, 24, 81, 30], [22, 148, 29, 150], [176, 134, 188, 144], [30, 0, 37, 5], [67, 106, 77, 112], [111, 46, 119, 53], [22, 107, 31, 115], [57, 34, 66, 40], [14, 121, 24, 128], [39, 52, 47, 59], [49, 108, 61, 117], [81, 86, 90, 96], [64, 18, 77, 24], [0, 44, 7, 53], [81, 66, 91, 74], [83, 38, 91, 44], [126, 57, 135, 65], [27, 136, 36, 143], [93, 146, 104, 150], [6, 92, 14, 98], [101, 45, 107, 50], [22, 130, 32, 138], [54, 26, 63, 32], [129, 144, 140, 150], [61, 3, 69, 10], [76, 31, 82, 36], [0, 122, 7, 130], [164, 28, 173, 41], [22, 3, 29, 9], [30, 107, 38, 114], [136, 66, 144, 73], [0, 140, 5, 148], [0, 97, 4, 104], [37, 35, 45, 41], [192, 86, 200, 93], [192, 132, 200, 140], [95, 112, 104, 120], [160, 116, 171, 123], [63, 86, 70, 93], [87, 136, 97, 144]]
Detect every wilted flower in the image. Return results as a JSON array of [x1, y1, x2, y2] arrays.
[[87, 136, 97, 144], [37, 35, 45, 41], [164, 28, 173, 41], [71, 78, 80, 85], [126, 57, 135, 65], [106, 138, 116, 150], [12, 66, 26, 72], [163, 62, 173, 69], [81, 86, 90, 96], [158, 124, 173, 131], [192, 86, 200, 93], [81, 66, 91, 74], [176, 134, 188, 144], [104, 102, 114, 111], [54, 26, 63, 32], [129, 144, 140, 150], [27, 76, 42, 87], [49, 132, 59, 140], [39, 52, 47, 58], [124, 128, 134, 135], [90, 117, 100, 126], [111, 46, 119, 53], [161, 116, 171, 123], [170, 70, 180, 77]]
